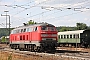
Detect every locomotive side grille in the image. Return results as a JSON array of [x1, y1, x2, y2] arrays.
[[41, 34, 57, 37]]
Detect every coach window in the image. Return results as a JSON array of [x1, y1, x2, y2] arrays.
[[73, 34, 75, 38], [61, 35, 63, 39], [58, 35, 60, 39], [67, 35, 69, 39], [76, 34, 79, 38], [64, 35, 66, 39], [70, 35, 72, 38]]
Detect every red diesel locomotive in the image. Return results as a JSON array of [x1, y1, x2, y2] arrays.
[[10, 23, 58, 51]]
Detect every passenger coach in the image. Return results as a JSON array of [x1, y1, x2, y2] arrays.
[[58, 30, 90, 48], [10, 23, 58, 51]]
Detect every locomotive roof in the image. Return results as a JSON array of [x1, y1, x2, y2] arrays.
[[58, 30, 84, 35], [13, 23, 55, 30]]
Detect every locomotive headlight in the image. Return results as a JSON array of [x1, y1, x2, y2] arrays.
[[42, 38, 46, 40], [52, 38, 56, 40]]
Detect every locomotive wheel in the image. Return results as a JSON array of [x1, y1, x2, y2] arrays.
[[33, 45, 38, 52], [31, 45, 34, 52], [10, 45, 13, 49], [36, 46, 40, 52], [10, 45, 14, 49], [40, 46, 45, 52]]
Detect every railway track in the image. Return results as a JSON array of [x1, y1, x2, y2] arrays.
[[56, 52, 90, 60], [0, 44, 90, 60]]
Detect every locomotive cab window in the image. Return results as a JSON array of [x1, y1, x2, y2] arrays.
[[41, 26, 48, 30], [49, 27, 55, 31]]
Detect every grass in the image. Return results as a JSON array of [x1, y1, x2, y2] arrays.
[[0, 51, 59, 60], [8, 53, 12, 60]]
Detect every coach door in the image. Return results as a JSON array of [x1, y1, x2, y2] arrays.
[[80, 33, 84, 43]]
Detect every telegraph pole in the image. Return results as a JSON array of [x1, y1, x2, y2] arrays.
[[1, 14, 10, 35], [4, 11, 9, 29], [1, 11, 11, 44]]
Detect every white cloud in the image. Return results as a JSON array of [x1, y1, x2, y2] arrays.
[[0, 0, 90, 28], [35, 0, 48, 3], [82, 10, 90, 16], [35, 0, 90, 9], [15, 0, 29, 2]]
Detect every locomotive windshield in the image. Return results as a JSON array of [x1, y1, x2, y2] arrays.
[[41, 26, 56, 31], [41, 26, 48, 30]]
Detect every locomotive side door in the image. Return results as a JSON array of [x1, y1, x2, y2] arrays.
[[32, 27, 38, 41], [29, 27, 33, 41]]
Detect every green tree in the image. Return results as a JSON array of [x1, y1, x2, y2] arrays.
[[23, 20, 37, 26], [27, 20, 37, 25], [76, 23, 87, 30], [59, 26, 71, 32], [1, 36, 6, 43]]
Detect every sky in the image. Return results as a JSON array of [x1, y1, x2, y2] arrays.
[[0, 0, 90, 28]]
